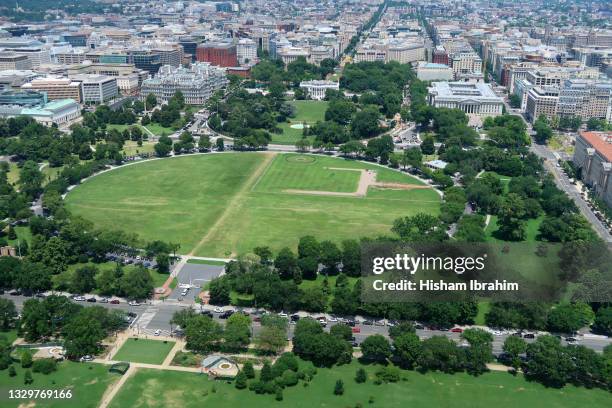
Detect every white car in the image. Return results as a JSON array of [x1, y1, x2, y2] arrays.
[[154, 329, 161, 336], [73, 296, 85, 301], [328, 316, 338, 323], [214, 307, 223, 313], [79, 355, 94, 362], [128, 301, 141, 306], [279, 312, 288, 318]]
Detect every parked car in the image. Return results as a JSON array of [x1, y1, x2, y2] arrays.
[[99, 298, 108, 303], [128, 301, 141, 306], [290, 314, 300, 322], [362, 320, 373, 325], [154, 329, 161, 336], [86, 297, 97, 303], [213, 307, 223, 313], [351, 327, 361, 334], [523, 333, 536, 339], [73, 296, 85, 301], [219, 311, 234, 319], [201, 311, 213, 317], [79, 355, 94, 362], [110, 299, 120, 304], [8, 290, 22, 296], [450, 327, 463, 333]]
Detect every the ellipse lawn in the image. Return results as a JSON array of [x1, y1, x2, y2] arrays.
[[65, 153, 440, 257]]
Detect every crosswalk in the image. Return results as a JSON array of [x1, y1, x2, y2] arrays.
[[134, 306, 157, 329]]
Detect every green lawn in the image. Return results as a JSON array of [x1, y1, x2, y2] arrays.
[[0, 329, 17, 345], [8, 225, 32, 248], [122, 141, 156, 156], [108, 360, 612, 408], [1, 361, 118, 408], [144, 123, 176, 137], [113, 338, 175, 365], [65, 153, 440, 257], [274, 100, 328, 145]]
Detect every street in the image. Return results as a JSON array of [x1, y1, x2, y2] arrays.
[[4, 293, 610, 354]]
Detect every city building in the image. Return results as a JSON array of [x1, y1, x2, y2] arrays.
[[71, 75, 118, 104], [525, 86, 559, 122], [277, 47, 310, 65], [0, 98, 80, 126], [236, 39, 257, 65], [140, 62, 228, 105], [416, 62, 454, 81], [196, 43, 238, 67], [130, 51, 162, 75], [299, 80, 339, 100], [573, 131, 612, 207], [21, 77, 82, 102], [67, 63, 148, 95], [558, 79, 612, 122], [427, 81, 504, 124], [0, 53, 32, 70], [0, 90, 47, 107]]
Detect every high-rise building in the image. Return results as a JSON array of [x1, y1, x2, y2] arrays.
[[129, 51, 162, 75]]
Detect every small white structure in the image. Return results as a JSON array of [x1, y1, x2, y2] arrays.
[[299, 80, 339, 100], [425, 159, 448, 170]]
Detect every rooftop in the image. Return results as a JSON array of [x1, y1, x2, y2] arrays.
[[580, 131, 612, 162]]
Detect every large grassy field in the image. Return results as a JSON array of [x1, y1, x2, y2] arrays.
[[275, 100, 328, 145], [113, 338, 175, 365], [108, 361, 612, 408], [65, 153, 440, 257], [0, 362, 118, 408]]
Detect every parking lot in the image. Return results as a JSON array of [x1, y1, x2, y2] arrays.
[[167, 261, 225, 301]]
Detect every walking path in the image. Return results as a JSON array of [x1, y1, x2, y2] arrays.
[[188, 152, 276, 256], [284, 167, 432, 198]]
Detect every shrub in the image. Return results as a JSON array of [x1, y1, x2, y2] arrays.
[[235, 371, 247, 389], [375, 366, 400, 383], [8, 365, 16, 377], [32, 359, 57, 375], [334, 379, 344, 395], [24, 370, 33, 384], [281, 369, 298, 387], [355, 367, 367, 383], [275, 387, 283, 401], [243, 361, 255, 378], [21, 351, 32, 368]]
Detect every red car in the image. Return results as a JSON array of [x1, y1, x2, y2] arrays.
[[110, 299, 120, 304], [351, 327, 361, 333], [450, 327, 463, 333]]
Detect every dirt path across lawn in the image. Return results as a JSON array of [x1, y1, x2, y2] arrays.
[[284, 167, 431, 198], [188, 152, 276, 256]]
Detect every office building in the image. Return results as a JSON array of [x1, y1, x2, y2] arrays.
[[0, 90, 47, 107], [0, 53, 32, 70], [427, 81, 503, 124], [21, 77, 82, 102], [573, 131, 612, 207], [71, 75, 118, 104], [417, 62, 454, 81], [196, 43, 238, 67], [558, 79, 612, 122], [140, 62, 228, 105], [525, 86, 560, 122], [236, 39, 257, 65]]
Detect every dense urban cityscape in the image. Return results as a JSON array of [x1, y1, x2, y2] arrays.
[[0, 0, 611, 407]]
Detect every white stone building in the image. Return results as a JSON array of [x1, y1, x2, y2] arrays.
[[299, 80, 339, 100]]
